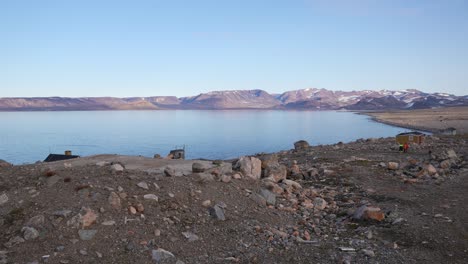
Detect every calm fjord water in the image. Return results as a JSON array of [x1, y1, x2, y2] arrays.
[[1, 110, 406, 164]]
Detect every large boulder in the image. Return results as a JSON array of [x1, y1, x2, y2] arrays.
[[294, 140, 310, 151], [235, 156, 261, 180], [263, 163, 287, 182]]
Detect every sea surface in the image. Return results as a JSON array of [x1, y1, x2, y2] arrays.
[[1, 110, 410, 164]]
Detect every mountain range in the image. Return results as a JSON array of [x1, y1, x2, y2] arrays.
[[1, 88, 467, 111]]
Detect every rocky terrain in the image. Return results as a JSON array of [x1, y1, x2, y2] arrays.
[[1, 88, 467, 111], [1, 134, 467, 263], [365, 106, 468, 134]]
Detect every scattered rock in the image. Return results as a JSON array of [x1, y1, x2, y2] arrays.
[[236, 156, 262, 180], [260, 189, 276, 206], [209, 204, 226, 221], [388, 162, 399, 170], [313, 197, 327, 210], [78, 230, 97, 241], [263, 163, 287, 182], [0, 194, 9, 206], [152, 248, 175, 263], [111, 164, 124, 173], [22, 227, 39, 240], [108, 192, 121, 209], [196, 173, 215, 182], [164, 166, 176, 177], [182, 231, 199, 242], [25, 215, 45, 227], [143, 194, 159, 202], [220, 175, 232, 183], [192, 162, 207, 173], [81, 208, 97, 228], [53, 210, 72, 218], [362, 249, 375, 257], [202, 200, 212, 207], [137, 181, 149, 190]]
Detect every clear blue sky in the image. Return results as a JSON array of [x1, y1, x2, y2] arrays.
[[1, 0, 467, 97]]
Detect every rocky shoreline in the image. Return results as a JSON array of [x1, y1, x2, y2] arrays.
[[1, 133, 467, 263]]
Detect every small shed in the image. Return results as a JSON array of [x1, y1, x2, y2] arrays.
[[44, 150, 80, 162], [396, 132, 425, 145], [440, 127, 457, 136]]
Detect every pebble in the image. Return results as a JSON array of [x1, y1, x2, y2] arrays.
[[152, 248, 175, 263], [143, 194, 159, 201], [182, 231, 200, 242], [78, 230, 97, 241], [209, 205, 226, 221], [101, 220, 116, 226], [137, 181, 149, 190], [22, 227, 39, 240], [202, 200, 211, 207], [362, 249, 375, 257], [0, 193, 8, 206]]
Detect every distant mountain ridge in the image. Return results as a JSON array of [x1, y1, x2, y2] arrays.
[[1, 88, 467, 111]]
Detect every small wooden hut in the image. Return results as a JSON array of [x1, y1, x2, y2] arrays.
[[396, 132, 425, 145]]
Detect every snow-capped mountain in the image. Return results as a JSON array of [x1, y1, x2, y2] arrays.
[[0, 88, 466, 111]]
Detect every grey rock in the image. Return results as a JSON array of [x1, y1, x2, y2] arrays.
[[0, 194, 8, 206], [209, 205, 226, 221], [22, 227, 40, 240], [143, 194, 159, 202], [4, 236, 25, 248], [313, 197, 327, 210], [26, 215, 45, 227], [192, 162, 207, 173], [152, 248, 175, 263], [164, 166, 176, 177], [137, 181, 149, 190], [196, 173, 215, 182], [125, 241, 136, 251], [182, 231, 199, 242], [235, 156, 261, 180], [78, 230, 97, 240], [53, 210, 73, 218], [111, 163, 124, 172], [251, 194, 267, 207], [260, 189, 276, 206], [362, 249, 375, 257], [55, 246, 65, 252]]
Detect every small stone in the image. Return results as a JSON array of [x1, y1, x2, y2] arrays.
[[136, 203, 144, 212], [202, 200, 211, 207], [81, 208, 97, 228], [96, 252, 103, 258], [164, 166, 176, 177], [313, 197, 327, 210], [79, 249, 87, 255], [388, 162, 399, 170], [137, 181, 149, 190], [0, 193, 8, 206], [126, 241, 136, 251], [154, 229, 161, 236], [168, 193, 175, 198], [53, 210, 73, 218], [232, 173, 242, 179], [339, 247, 356, 252], [22, 227, 40, 240], [426, 164, 438, 175], [152, 248, 175, 263], [108, 192, 121, 209], [101, 220, 116, 226], [209, 205, 226, 221], [221, 175, 232, 183], [182, 231, 199, 242], [129, 206, 137, 214], [26, 215, 45, 227], [55, 246, 65, 252], [78, 230, 97, 241], [111, 164, 124, 172], [362, 249, 375, 257], [196, 173, 215, 182], [144, 194, 159, 201], [259, 189, 276, 206], [96, 161, 110, 167]]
